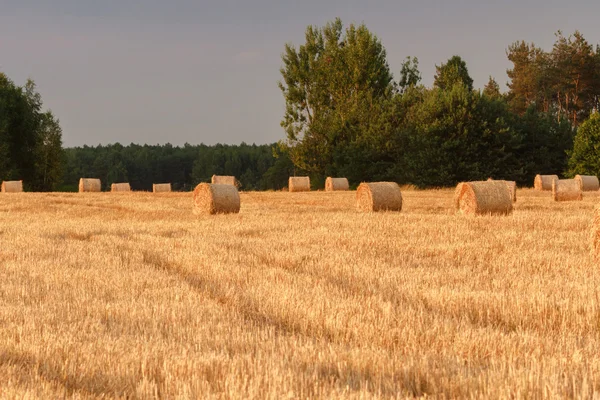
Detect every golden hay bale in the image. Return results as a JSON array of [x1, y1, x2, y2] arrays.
[[356, 182, 402, 212], [552, 179, 582, 202], [1, 180, 23, 193], [488, 178, 517, 203], [289, 176, 310, 192], [111, 183, 131, 192], [575, 175, 600, 191], [534, 174, 559, 191], [153, 183, 172, 193], [325, 177, 350, 191], [455, 181, 513, 215], [193, 183, 240, 215], [79, 178, 101, 193], [211, 175, 237, 186]]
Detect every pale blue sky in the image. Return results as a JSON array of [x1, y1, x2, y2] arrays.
[[1, 0, 598, 147]]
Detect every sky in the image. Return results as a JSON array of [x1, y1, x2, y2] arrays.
[[1, 0, 599, 147]]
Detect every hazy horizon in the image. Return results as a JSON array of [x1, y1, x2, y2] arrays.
[[1, 0, 599, 147]]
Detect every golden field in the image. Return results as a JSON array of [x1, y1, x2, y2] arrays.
[[1, 189, 600, 398]]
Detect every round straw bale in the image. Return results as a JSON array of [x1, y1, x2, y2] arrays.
[[111, 183, 131, 192], [356, 182, 402, 212], [552, 179, 582, 201], [325, 177, 349, 191], [486, 178, 517, 202], [289, 176, 310, 192], [79, 178, 101, 193], [211, 175, 237, 187], [153, 183, 172, 193], [1, 180, 23, 193], [455, 181, 513, 215], [575, 175, 599, 191], [534, 174, 559, 191], [193, 183, 240, 215]]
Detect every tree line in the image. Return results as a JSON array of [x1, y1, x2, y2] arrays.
[[60, 143, 295, 191], [278, 19, 600, 188], [2, 19, 600, 191]]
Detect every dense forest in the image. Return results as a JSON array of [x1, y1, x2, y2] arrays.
[[60, 143, 295, 192], [2, 19, 600, 191]]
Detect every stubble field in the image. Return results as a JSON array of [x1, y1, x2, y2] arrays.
[[1, 189, 599, 398]]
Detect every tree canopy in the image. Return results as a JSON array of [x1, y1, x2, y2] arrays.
[[0, 74, 63, 191], [568, 112, 600, 177], [278, 18, 393, 176]]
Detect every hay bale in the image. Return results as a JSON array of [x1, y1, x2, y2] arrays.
[[575, 175, 600, 191], [211, 175, 237, 186], [79, 178, 101, 193], [153, 183, 172, 193], [552, 179, 582, 201], [325, 177, 349, 191], [356, 182, 402, 212], [455, 181, 513, 215], [111, 183, 131, 192], [488, 178, 517, 203], [193, 183, 240, 215], [1, 180, 23, 193], [534, 174, 559, 191], [289, 176, 310, 192]]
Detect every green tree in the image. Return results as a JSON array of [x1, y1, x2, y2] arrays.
[[278, 18, 393, 175], [34, 111, 64, 190], [401, 81, 520, 187], [483, 76, 502, 99], [551, 31, 598, 125], [0, 73, 63, 190], [506, 41, 548, 114], [398, 56, 421, 93], [512, 106, 574, 182], [506, 32, 600, 123], [434, 55, 474, 91], [568, 112, 600, 176]]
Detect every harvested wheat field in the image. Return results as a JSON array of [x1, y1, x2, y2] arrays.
[[2, 189, 600, 398]]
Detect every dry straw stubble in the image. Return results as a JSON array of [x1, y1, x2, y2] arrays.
[[1, 180, 23, 193], [552, 179, 583, 202], [455, 181, 513, 215], [575, 175, 600, 191], [591, 205, 600, 257], [193, 183, 240, 215], [325, 177, 350, 191], [289, 176, 310, 192], [153, 183, 172, 193], [4, 189, 600, 398], [78, 178, 101, 193], [356, 182, 402, 212], [534, 174, 559, 191]]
